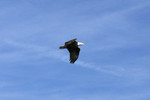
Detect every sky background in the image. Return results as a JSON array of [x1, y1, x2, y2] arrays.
[[0, 0, 150, 100]]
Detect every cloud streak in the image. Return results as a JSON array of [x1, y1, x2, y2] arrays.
[[1, 39, 125, 77], [0, 1, 150, 99], [5, 39, 150, 81]]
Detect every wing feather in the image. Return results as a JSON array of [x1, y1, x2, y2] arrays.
[[69, 47, 80, 63], [65, 38, 77, 46]]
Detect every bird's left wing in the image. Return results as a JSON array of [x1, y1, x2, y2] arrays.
[[69, 47, 80, 63]]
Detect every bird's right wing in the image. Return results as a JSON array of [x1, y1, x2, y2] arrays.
[[65, 38, 77, 46]]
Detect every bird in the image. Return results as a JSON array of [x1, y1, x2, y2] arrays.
[[59, 38, 84, 64]]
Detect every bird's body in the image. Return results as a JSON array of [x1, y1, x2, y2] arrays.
[[59, 38, 84, 64]]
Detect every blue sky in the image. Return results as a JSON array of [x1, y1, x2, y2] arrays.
[[0, 0, 150, 100]]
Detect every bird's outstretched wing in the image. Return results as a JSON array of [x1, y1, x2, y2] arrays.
[[69, 47, 80, 63], [65, 38, 77, 46]]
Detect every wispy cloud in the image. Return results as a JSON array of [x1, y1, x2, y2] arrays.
[[0, 1, 150, 100], [1, 39, 125, 76], [3, 39, 149, 80]]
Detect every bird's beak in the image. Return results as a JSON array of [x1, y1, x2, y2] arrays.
[[78, 42, 84, 46]]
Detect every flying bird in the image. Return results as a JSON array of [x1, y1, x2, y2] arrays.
[[59, 38, 84, 64]]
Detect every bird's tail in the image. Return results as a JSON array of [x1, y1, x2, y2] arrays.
[[59, 46, 66, 49]]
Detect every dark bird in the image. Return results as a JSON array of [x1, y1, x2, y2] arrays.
[[59, 38, 84, 64]]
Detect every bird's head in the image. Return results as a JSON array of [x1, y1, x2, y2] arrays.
[[77, 42, 84, 46]]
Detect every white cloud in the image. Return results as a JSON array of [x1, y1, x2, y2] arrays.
[[3, 39, 149, 80]]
